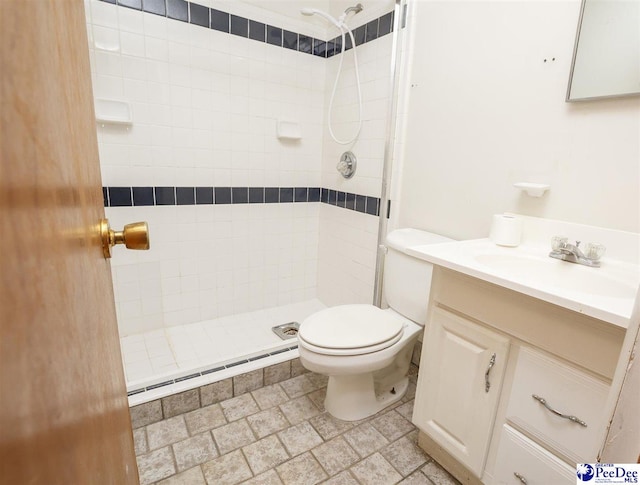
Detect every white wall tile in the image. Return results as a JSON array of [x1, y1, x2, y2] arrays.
[[92, 3, 400, 336], [119, 31, 144, 59], [91, 0, 118, 29], [121, 54, 147, 80], [117, 6, 144, 34], [143, 12, 168, 39]]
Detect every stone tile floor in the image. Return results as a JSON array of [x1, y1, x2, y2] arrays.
[[134, 369, 461, 485]]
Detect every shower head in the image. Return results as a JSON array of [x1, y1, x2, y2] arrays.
[[300, 7, 316, 15], [343, 3, 364, 16], [337, 4, 364, 25]]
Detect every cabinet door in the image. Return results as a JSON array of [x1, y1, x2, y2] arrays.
[[414, 307, 510, 477]]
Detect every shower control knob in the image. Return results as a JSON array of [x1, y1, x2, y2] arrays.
[[337, 151, 357, 179]]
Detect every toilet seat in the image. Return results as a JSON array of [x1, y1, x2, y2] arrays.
[[298, 305, 405, 356], [298, 332, 404, 356]]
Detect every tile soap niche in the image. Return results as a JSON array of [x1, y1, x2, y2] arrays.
[[95, 99, 132, 126]]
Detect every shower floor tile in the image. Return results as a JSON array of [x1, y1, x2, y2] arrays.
[[120, 299, 326, 389]]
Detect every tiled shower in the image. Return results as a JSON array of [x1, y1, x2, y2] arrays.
[[86, 0, 399, 399]]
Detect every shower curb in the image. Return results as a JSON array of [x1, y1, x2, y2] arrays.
[[129, 351, 307, 429], [126, 344, 299, 398]]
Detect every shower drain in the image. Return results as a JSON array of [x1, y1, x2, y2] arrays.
[[272, 322, 300, 340]]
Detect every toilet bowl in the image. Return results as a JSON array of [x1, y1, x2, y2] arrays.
[[298, 305, 421, 421], [298, 229, 452, 421]]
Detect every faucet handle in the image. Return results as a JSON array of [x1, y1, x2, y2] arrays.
[[584, 242, 606, 260], [551, 236, 568, 251]]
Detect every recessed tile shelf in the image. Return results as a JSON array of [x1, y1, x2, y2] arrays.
[[99, 0, 395, 59], [276, 120, 302, 140], [95, 98, 132, 125], [103, 186, 383, 217]]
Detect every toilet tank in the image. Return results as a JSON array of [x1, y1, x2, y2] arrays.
[[383, 229, 453, 325]]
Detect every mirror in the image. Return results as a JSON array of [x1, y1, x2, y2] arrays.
[[567, 0, 640, 101]]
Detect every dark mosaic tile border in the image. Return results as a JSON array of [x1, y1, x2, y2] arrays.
[[127, 345, 298, 397], [99, 0, 394, 58], [104, 186, 382, 217]]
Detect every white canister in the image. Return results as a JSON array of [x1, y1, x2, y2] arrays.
[[489, 214, 523, 247]]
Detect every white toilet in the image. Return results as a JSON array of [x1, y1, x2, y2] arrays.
[[298, 228, 452, 421]]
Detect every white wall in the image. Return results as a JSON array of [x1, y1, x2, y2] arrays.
[[394, 0, 640, 241]]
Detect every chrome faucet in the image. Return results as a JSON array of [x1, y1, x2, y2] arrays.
[[548, 237, 605, 268]]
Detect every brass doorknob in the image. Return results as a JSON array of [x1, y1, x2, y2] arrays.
[[100, 218, 150, 258]]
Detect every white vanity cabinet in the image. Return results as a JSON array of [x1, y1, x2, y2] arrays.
[[414, 307, 510, 477], [413, 268, 626, 485]]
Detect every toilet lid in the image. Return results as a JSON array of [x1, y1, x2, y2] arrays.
[[299, 305, 404, 352]]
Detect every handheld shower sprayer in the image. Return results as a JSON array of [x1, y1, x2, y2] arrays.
[[299, 4, 364, 145], [301, 4, 363, 27], [300, 7, 342, 28]]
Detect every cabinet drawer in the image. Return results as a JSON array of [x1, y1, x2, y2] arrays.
[[493, 425, 574, 485], [506, 347, 609, 464]]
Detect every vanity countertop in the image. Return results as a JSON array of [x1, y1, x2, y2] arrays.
[[407, 239, 640, 328]]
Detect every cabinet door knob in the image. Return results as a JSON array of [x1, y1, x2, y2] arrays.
[[531, 394, 588, 427], [485, 353, 496, 393], [513, 472, 528, 484]]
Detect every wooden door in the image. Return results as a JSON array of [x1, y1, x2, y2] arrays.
[[0, 1, 138, 483], [413, 307, 510, 477]]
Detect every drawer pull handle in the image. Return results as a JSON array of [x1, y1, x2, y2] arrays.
[[514, 472, 528, 484], [485, 353, 496, 392], [532, 394, 588, 427]]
